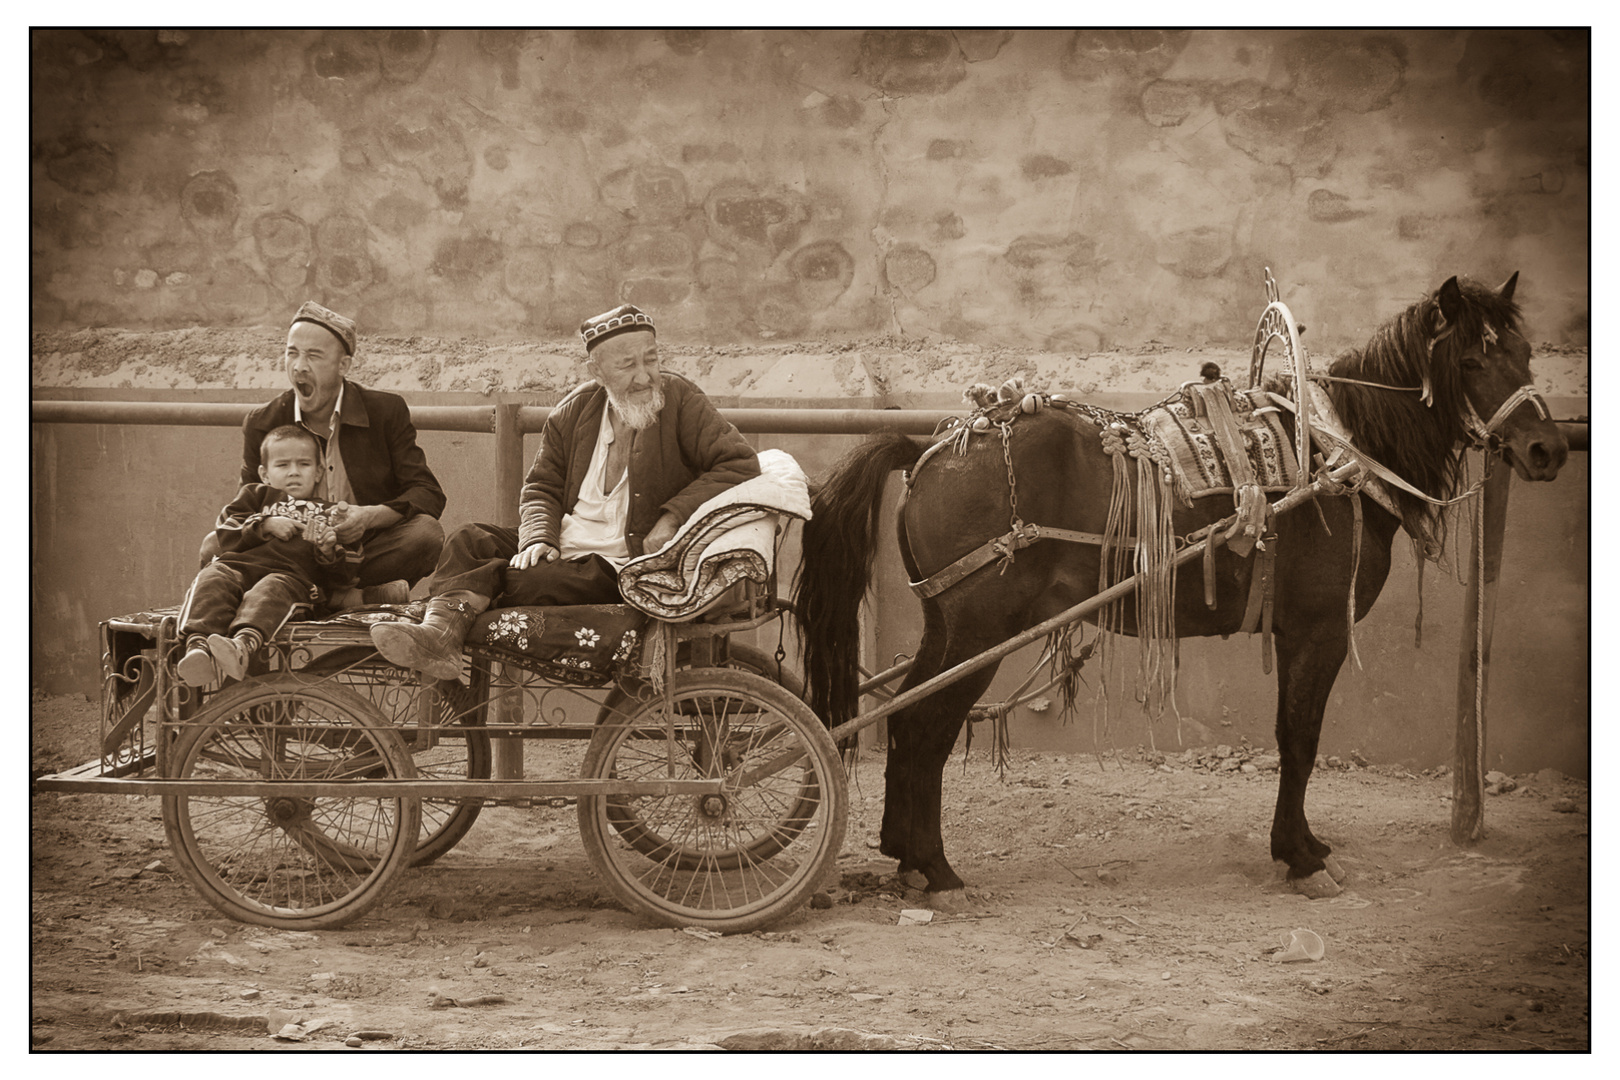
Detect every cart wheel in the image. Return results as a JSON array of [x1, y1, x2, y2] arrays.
[[300, 646, 490, 865], [160, 675, 421, 930], [596, 642, 822, 866], [578, 669, 846, 934]]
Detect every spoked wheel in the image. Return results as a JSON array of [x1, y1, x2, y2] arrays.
[[578, 669, 846, 934], [160, 676, 421, 930], [300, 646, 490, 866], [596, 643, 823, 866]]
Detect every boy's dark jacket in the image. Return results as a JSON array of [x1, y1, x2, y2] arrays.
[[212, 483, 362, 592]]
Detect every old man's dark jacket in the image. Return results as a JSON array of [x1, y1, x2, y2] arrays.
[[518, 373, 758, 559]]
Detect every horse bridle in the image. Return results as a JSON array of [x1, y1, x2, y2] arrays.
[[1315, 319, 1551, 452], [1463, 382, 1551, 450]]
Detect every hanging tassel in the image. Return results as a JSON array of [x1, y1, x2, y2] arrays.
[[1096, 429, 1134, 739], [1132, 454, 1179, 720]]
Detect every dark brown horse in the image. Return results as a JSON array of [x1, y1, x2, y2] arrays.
[[795, 274, 1567, 899]]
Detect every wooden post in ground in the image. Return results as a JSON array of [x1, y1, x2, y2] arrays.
[[1451, 459, 1511, 845], [491, 402, 525, 781]]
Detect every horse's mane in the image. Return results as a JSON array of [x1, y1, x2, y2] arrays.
[[1319, 278, 1520, 555]]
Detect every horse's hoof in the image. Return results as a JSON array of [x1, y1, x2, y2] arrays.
[[1291, 870, 1343, 899], [896, 868, 929, 891], [925, 888, 971, 914], [1322, 854, 1347, 884]]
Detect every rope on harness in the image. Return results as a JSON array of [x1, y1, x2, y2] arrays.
[[1348, 491, 1364, 671]]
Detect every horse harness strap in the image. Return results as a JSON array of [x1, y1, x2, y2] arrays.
[[909, 523, 1135, 599], [1238, 523, 1278, 674]]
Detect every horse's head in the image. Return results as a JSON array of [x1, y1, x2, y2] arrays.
[[1435, 272, 1569, 482]]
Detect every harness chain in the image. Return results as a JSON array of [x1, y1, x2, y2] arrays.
[[1001, 421, 1020, 541]]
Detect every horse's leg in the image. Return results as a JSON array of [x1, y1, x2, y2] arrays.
[[878, 605, 948, 878], [884, 660, 1001, 894], [1270, 624, 1348, 899]]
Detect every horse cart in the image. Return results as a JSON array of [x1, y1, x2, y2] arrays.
[[34, 577, 849, 935], [35, 271, 1570, 927]]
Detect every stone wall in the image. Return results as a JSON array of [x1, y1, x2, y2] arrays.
[[33, 29, 1589, 350]]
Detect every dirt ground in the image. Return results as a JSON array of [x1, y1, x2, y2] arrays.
[[31, 691, 1589, 1052]]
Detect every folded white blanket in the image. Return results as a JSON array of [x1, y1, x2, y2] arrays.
[[617, 449, 811, 621]]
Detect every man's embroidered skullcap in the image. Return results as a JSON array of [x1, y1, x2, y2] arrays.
[[579, 303, 655, 353], [290, 301, 357, 356]]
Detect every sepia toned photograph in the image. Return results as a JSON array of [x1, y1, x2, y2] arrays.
[[31, 27, 1588, 1052]]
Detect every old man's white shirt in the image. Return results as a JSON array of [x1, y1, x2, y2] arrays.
[[557, 405, 631, 568]]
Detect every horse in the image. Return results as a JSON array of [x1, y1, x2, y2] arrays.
[[794, 273, 1568, 899]]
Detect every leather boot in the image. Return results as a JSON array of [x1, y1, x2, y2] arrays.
[[369, 595, 480, 680]]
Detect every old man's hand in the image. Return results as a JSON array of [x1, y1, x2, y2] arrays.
[[644, 512, 680, 553], [510, 542, 558, 570]]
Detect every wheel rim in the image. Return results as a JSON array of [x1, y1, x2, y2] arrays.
[[168, 689, 416, 920], [298, 648, 489, 863], [579, 671, 845, 931], [596, 644, 817, 869]]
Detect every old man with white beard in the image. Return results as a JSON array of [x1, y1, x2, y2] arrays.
[[371, 304, 759, 679]]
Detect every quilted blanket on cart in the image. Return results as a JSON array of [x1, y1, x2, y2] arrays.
[[616, 448, 811, 621]]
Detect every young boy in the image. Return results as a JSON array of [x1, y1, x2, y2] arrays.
[[175, 425, 365, 686]]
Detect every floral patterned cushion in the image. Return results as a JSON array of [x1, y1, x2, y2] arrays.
[[469, 604, 648, 680]]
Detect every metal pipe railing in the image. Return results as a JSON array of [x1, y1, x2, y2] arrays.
[[30, 400, 1589, 533], [29, 400, 497, 432], [30, 399, 1589, 447]]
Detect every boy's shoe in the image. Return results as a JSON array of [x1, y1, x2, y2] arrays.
[[176, 645, 218, 687], [207, 634, 255, 681]]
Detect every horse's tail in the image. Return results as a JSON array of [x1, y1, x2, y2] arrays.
[[794, 431, 924, 729]]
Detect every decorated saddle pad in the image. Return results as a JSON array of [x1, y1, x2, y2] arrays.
[[1140, 385, 1301, 502]]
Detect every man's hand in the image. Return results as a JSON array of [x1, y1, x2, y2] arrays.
[[510, 543, 559, 570], [263, 516, 300, 541], [644, 512, 681, 553], [329, 503, 402, 544]]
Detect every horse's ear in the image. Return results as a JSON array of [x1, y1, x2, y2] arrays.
[[1436, 276, 1464, 325], [1498, 271, 1519, 303]]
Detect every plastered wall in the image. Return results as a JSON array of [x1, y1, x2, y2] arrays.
[[33, 29, 1588, 349]]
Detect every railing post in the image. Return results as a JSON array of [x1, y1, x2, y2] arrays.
[[491, 401, 526, 781], [1451, 460, 1511, 844]]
